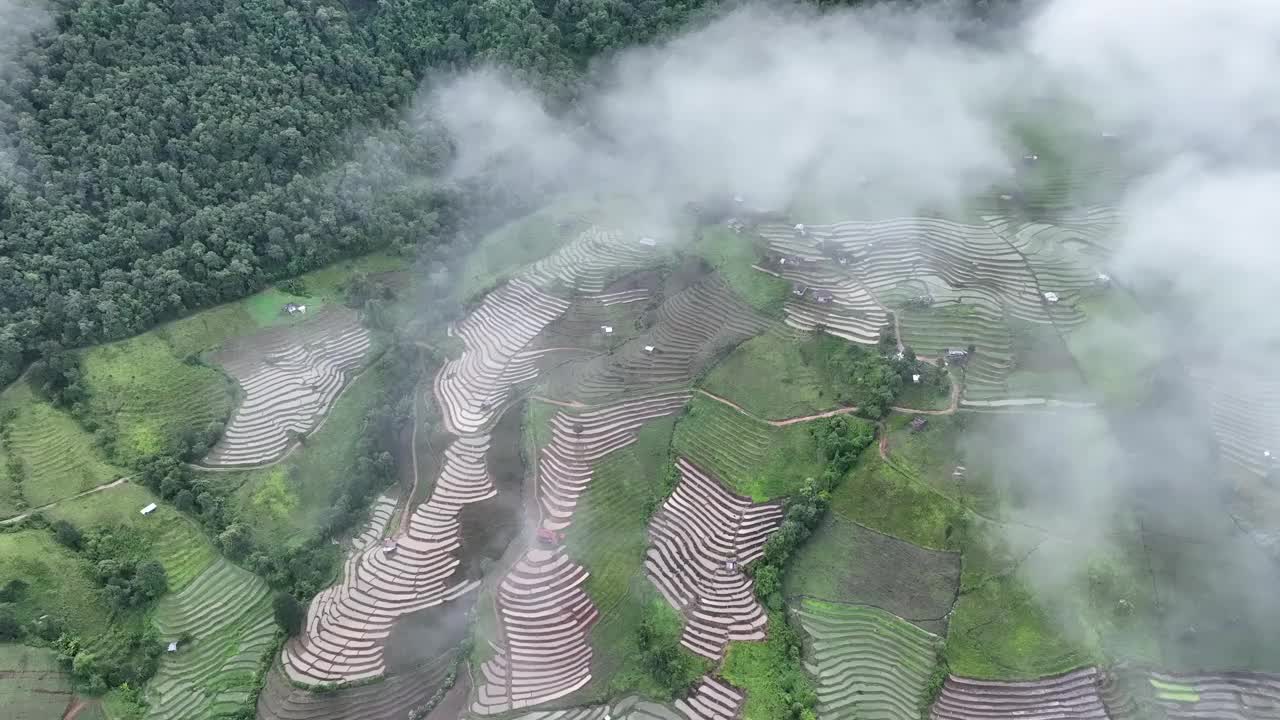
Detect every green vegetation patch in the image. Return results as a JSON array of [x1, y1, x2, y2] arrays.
[[0, 530, 108, 640], [154, 253, 404, 358], [0, 643, 74, 720], [81, 334, 233, 466], [796, 599, 942, 720], [146, 559, 277, 720], [701, 329, 946, 421], [672, 396, 831, 501], [944, 525, 1098, 680], [721, 613, 817, 720], [0, 380, 124, 518], [700, 329, 827, 420], [566, 416, 681, 702], [785, 514, 960, 635], [47, 484, 217, 593], [458, 199, 607, 300], [690, 226, 790, 317], [1149, 678, 1200, 703], [831, 447, 962, 551], [1064, 290, 1162, 407], [228, 366, 385, 548], [607, 597, 710, 703]]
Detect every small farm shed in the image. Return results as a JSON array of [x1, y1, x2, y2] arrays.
[[140, 503, 158, 515]]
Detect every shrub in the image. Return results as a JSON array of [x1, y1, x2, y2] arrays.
[[0, 605, 23, 640], [0, 578, 28, 602], [273, 592, 305, 636], [52, 520, 84, 550]]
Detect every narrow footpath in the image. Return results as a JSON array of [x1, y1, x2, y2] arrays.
[[0, 476, 132, 526]]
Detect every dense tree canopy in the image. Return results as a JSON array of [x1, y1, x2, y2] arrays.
[[1, 0, 720, 384]]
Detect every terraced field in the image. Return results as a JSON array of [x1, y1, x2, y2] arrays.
[[146, 559, 276, 720], [785, 515, 960, 635], [797, 599, 942, 720], [257, 652, 458, 720], [564, 416, 681, 698], [0, 379, 124, 517], [645, 458, 783, 661], [47, 483, 217, 592], [930, 668, 1112, 720], [227, 365, 387, 549], [1190, 367, 1280, 478], [204, 308, 373, 468], [671, 395, 828, 500], [0, 643, 75, 720], [82, 333, 234, 464], [0, 530, 107, 639], [543, 275, 770, 405], [474, 393, 691, 715], [1147, 671, 1280, 720], [755, 212, 1110, 407], [282, 431, 489, 685]]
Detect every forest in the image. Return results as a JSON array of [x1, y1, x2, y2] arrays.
[[0, 0, 724, 385]]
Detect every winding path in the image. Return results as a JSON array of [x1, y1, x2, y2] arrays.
[[0, 476, 132, 526]]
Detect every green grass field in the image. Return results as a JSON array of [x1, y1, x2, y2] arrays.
[[225, 365, 385, 549], [77, 252, 402, 466], [671, 395, 830, 501], [722, 613, 816, 720], [146, 559, 277, 720], [47, 483, 217, 593], [0, 379, 124, 518], [831, 446, 963, 551], [0, 530, 109, 640], [81, 334, 234, 466], [700, 328, 828, 420], [0, 643, 75, 720], [944, 523, 1100, 680], [690, 226, 790, 318], [566, 416, 681, 702], [784, 514, 960, 635], [796, 598, 942, 720]]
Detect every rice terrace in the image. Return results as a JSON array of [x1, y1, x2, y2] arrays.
[[1, 1, 1279, 720]]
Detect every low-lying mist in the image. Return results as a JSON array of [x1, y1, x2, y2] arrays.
[[420, 0, 1280, 670]]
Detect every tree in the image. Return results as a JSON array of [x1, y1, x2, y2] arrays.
[[0, 578, 28, 603], [217, 523, 253, 560], [133, 561, 168, 603], [0, 606, 22, 640], [273, 592, 305, 637], [53, 520, 83, 550]]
